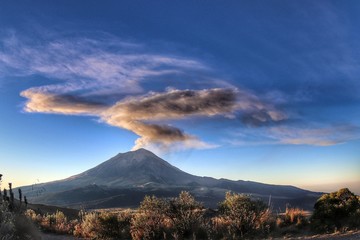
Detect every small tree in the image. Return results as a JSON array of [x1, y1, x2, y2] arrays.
[[18, 189, 22, 205], [3, 188, 8, 201], [8, 183, 14, 210], [0, 174, 2, 201]]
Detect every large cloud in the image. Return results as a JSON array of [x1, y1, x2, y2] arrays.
[[2, 33, 289, 151], [103, 88, 238, 149], [20, 87, 287, 150]]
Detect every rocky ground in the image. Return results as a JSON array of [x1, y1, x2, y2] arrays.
[[40, 233, 81, 240]]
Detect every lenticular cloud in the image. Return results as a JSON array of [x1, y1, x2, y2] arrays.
[[1, 34, 288, 150], [21, 87, 287, 150]]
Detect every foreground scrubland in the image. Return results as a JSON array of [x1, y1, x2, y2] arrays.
[[1, 174, 359, 240]]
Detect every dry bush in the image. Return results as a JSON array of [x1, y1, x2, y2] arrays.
[[25, 209, 76, 235], [131, 195, 169, 240], [24, 209, 38, 222], [73, 210, 132, 239], [131, 192, 207, 240], [210, 192, 275, 239], [277, 207, 308, 228], [13, 214, 41, 240], [116, 210, 133, 239], [97, 211, 132, 239], [76, 211, 100, 238], [167, 191, 207, 239], [1, 203, 40, 240], [0, 202, 16, 240]]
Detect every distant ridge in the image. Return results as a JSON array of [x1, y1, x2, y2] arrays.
[[19, 148, 322, 210]]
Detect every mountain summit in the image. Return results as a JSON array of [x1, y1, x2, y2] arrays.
[[20, 149, 321, 210], [69, 148, 199, 187]]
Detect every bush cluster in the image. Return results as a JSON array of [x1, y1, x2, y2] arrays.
[[210, 192, 275, 239], [0, 203, 40, 240], [74, 210, 132, 239], [22, 189, 360, 239], [26, 208, 133, 239], [25, 209, 77, 235], [131, 191, 207, 240], [22, 191, 277, 239], [311, 188, 360, 233]]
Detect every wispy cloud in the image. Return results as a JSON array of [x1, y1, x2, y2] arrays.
[[270, 125, 360, 146], [228, 124, 360, 147], [0, 33, 208, 96]]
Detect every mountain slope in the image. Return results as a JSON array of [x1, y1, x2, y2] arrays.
[[70, 148, 201, 187], [19, 148, 321, 210]]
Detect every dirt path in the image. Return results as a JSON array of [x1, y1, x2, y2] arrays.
[[282, 230, 360, 240], [39, 231, 360, 240]]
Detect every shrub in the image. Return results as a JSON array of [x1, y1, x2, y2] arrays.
[[0, 202, 16, 240], [13, 213, 41, 240], [78, 211, 101, 238], [311, 188, 360, 233], [167, 191, 207, 239], [1, 203, 40, 240], [25, 209, 75, 235], [131, 195, 169, 240], [73, 210, 133, 239], [97, 211, 132, 240], [131, 192, 207, 240], [116, 210, 133, 239], [211, 192, 274, 239]]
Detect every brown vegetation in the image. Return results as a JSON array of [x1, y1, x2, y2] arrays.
[[210, 192, 275, 239], [1, 172, 359, 240], [0, 175, 40, 240], [311, 188, 360, 233]]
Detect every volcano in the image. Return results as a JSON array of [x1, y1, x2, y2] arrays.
[[19, 148, 321, 210]]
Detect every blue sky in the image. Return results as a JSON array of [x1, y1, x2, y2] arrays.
[[0, 1, 359, 194]]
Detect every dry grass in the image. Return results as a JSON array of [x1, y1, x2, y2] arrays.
[[277, 207, 309, 228]]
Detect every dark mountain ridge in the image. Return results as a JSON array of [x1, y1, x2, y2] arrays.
[[19, 148, 321, 210]]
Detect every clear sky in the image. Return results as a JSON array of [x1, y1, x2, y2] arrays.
[[0, 0, 359, 194]]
